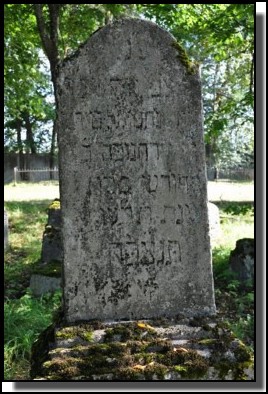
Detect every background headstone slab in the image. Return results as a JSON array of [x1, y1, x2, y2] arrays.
[[57, 19, 216, 322]]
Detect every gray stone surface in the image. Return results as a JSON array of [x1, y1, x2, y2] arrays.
[[41, 204, 63, 264], [4, 209, 8, 250], [31, 319, 254, 381], [229, 238, 254, 282], [207, 202, 221, 243], [30, 274, 61, 297], [41, 228, 63, 264], [57, 18, 216, 322], [48, 206, 62, 229]]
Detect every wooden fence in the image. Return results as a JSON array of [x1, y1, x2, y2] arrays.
[[13, 167, 59, 184]]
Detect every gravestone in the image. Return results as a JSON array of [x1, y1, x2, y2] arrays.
[[30, 199, 62, 296], [57, 18, 216, 322], [207, 202, 221, 243], [41, 200, 63, 264], [229, 238, 254, 282]]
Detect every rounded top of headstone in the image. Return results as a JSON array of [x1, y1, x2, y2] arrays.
[[59, 18, 198, 80]]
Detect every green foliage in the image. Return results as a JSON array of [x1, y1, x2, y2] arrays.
[[213, 248, 235, 288], [212, 245, 254, 350], [141, 4, 254, 169], [231, 314, 254, 345], [5, 3, 254, 164], [212, 200, 254, 350], [4, 4, 54, 153], [4, 290, 62, 380], [222, 202, 254, 216]]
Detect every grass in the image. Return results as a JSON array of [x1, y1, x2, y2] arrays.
[[4, 290, 61, 380], [4, 181, 254, 380], [211, 200, 254, 349], [207, 180, 254, 202], [4, 199, 63, 380], [4, 181, 60, 202], [4, 201, 51, 300], [212, 201, 254, 249]]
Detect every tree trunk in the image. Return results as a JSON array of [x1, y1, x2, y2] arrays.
[[24, 112, 37, 154], [34, 4, 61, 177]]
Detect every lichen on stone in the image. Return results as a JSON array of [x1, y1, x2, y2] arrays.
[[32, 259, 62, 278], [31, 320, 254, 381], [49, 199, 61, 210], [172, 40, 199, 75]]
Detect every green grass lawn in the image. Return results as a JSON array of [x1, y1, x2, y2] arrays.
[[4, 181, 254, 380]]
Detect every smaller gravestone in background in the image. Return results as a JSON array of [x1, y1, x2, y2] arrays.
[[30, 200, 63, 296], [41, 199, 63, 264], [30, 274, 62, 297], [4, 209, 8, 250], [229, 238, 254, 282], [207, 202, 221, 243], [47, 200, 62, 228]]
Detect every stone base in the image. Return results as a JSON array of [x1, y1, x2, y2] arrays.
[[31, 317, 254, 381]]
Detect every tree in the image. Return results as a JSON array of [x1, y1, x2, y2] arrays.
[[4, 4, 54, 158], [33, 4, 138, 168], [139, 4, 254, 170], [5, 4, 254, 172]]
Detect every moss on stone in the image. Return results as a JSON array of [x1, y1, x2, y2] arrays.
[[172, 41, 198, 75], [78, 330, 93, 342], [214, 360, 232, 380], [144, 362, 169, 380], [43, 356, 83, 379], [116, 366, 144, 380], [233, 341, 251, 363], [55, 324, 95, 342], [103, 322, 157, 343], [173, 365, 188, 373], [197, 338, 217, 346], [31, 320, 254, 381], [49, 199, 61, 210], [32, 260, 62, 278], [144, 338, 172, 353], [164, 349, 209, 378]]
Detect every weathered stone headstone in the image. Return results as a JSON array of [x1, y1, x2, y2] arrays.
[[41, 201, 63, 264], [207, 202, 221, 243], [229, 238, 254, 282], [30, 200, 63, 296], [30, 274, 62, 297], [4, 209, 8, 250], [57, 19, 216, 322]]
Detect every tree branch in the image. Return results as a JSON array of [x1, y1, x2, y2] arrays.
[[34, 4, 61, 86], [33, 4, 52, 59]]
